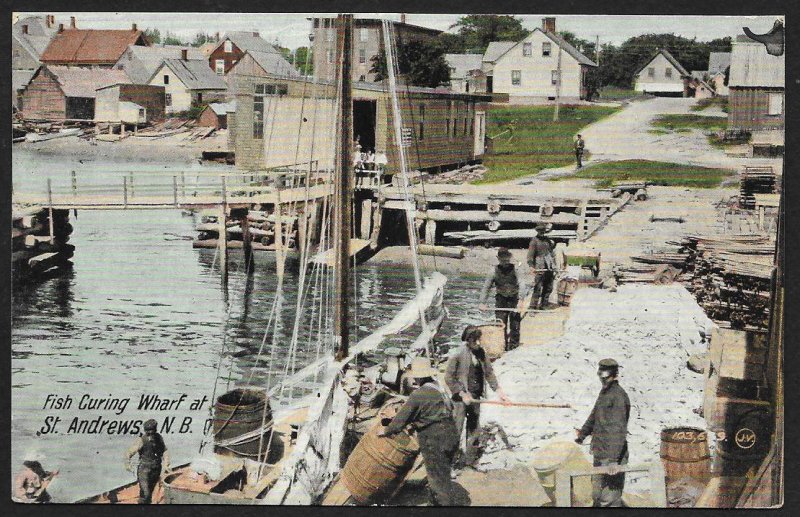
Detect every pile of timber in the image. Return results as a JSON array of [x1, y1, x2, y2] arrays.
[[135, 118, 194, 139], [423, 164, 486, 184], [193, 209, 300, 251], [12, 207, 74, 282], [738, 166, 776, 210]]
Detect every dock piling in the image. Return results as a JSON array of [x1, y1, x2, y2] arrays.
[[71, 170, 77, 198], [47, 179, 55, 243], [219, 177, 228, 289], [173, 176, 178, 206], [123, 177, 128, 208]]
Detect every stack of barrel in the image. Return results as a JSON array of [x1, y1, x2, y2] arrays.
[[213, 388, 276, 461], [12, 207, 74, 282], [660, 426, 711, 507]]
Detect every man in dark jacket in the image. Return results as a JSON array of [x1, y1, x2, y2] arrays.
[[575, 358, 631, 507], [126, 419, 170, 504], [445, 327, 510, 468], [379, 357, 459, 506], [479, 247, 527, 350], [527, 224, 557, 310], [575, 134, 585, 168]]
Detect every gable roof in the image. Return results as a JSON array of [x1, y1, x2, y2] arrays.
[[635, 49, 690, 77], [13, 16, 59, 62], [40, 65, 131, 98], [729, 36, 784, 88], [708, 52, 731, 75], [444, 54, 483, 79], [157, 59, 228, 90], [13, 68, 37, 93], [246, 50, 301, 78], [207, 101, 235, 115], [212, 31, 281, 55], [483, 41, 516, 63], [118, 44, 204, 84], [40, 29, 148, 65], [489, 29, 598, 67]]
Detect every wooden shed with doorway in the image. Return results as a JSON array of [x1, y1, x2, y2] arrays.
[[198, 101, 234, 129], [94, 83, 165, 124]]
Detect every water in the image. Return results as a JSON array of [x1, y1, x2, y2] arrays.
[[11, 151, 488, 502]]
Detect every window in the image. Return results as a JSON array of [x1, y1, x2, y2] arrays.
[[359, 49, 366, 64], [165, 93, 172, 107], [359, 28, 369, 42], [163, 74, 169, 85], [511, 70, 521, 86], [418, 104, 425, 140], [665, 68, 673, 78], [327, 49, 334, 64], [648, 67, 655, 78], [253, 85, 265, 139], [215, 59, 225, 75], [542, 42, 552, 57], [523, 42, 532, 56], [551, 70, 559, 85], [138, 108, 145, 118], [768, 93, 783, 115], [224, 40, 233, 53], [197, 93, 203, 104]]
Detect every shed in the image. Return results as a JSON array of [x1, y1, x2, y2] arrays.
[[634, 49, 690, 96], [728, 34, 784, 132], [149, 58, 228, 113], [94, 83, 165, 124], [226, 50, 300, 83], [198, 102, 234, 129], [20, 65, 130, 120], [114, 44, 204, 84]]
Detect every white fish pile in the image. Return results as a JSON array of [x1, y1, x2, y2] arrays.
[[479, 285, 714, 490]]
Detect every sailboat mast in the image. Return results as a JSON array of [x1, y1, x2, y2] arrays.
[[334, 13, 354, 361]]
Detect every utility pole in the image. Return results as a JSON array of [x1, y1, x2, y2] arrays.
[[553, 43, 563, 122], [596, 35, 600, 65]]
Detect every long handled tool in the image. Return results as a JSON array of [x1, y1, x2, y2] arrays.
[[475, 400, 571, 409]]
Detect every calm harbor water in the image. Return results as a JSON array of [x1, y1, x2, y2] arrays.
[[11, 150, 486, 502]]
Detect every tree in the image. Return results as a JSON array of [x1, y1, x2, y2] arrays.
[[191, 32, 215, 47], [450, 15, 530, 53], [162, 31, 186, 46], [293, 47, 314, 74], [143, 28, 161, 44], [434, 32, 468, 54], [370, 39, 450, 88], [558, 31, 595, 60]]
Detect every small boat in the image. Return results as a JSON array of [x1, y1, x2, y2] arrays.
[[75, 463, 189, 503], [24, 128, 82, 143]]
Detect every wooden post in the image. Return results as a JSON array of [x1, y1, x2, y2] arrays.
[[425, 219, 437, 245], [71, 170, 77, 198], [121, 124, 126, 137], [123, 176, 128, 208], [129, 172, 134, 198], [242, 209, 253, 274], [553, 43, 563, 122], [46, 179, 55, 243], [219, 177, 228, 288], [181, 170, 186, 198], [173, 176, 178, 206], [275, 196, 284, 288], [360, 199, 372, 239]]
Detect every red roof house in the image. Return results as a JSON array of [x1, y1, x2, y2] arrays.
[[40, 22, 149, 66]]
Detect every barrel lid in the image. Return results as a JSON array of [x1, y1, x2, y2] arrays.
[[530, 441, 581, 471]]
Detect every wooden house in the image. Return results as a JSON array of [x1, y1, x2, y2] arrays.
[[226, 50, 300, 84], [39, 20, 149, 67], [231, 73, 490, 174], [114, 44, 204, 84], [207, 31, 282, 75], [20, 65, 130, 120], [94, 83, 165, 124], [148, 54, 228, 114], [487, 18, 597, 102], [445, 54, 486, 93], [634, 49, 690, 97], [708, 52, 731, 96], [689, 73, 716, 99], [198, 102, 234, 129], [728, 35, 784, 133], [13, 15, 61, 108]]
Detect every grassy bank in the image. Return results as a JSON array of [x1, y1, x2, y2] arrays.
[[652, 114, 727, 132], [551, 159, 734, 188], [690, 96, 728, 113], [598, 86, 648, 101], [480, 104, 621, 183]]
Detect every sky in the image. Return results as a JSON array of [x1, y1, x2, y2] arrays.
[[15, 12, 782, 50]]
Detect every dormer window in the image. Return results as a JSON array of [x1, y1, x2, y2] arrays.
[[224, 40, 233, 53]]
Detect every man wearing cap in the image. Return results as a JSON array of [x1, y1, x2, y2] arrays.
[[126, 419, 170, 504], [575, 134, 585, 169], [575, 358, 631, 507], [14, 452, 58, 503], [478, 247, 526, 350], [378, 357, 459, 506], [446, 326, 510, 469], [527, 224, 557, 310]]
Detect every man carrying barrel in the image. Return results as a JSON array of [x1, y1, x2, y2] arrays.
[[378, 357, 459, 506], [446, 327, 511, 469], [574, 358, 631, 507], [479, 247, 527, 350], [126, 419, 170, 504], [527, 224, 558, 310]]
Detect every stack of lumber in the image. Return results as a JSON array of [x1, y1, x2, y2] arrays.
[[193, 209, 299, 250], [422, 164, 487, 184], [738, 166, 776, 210], [135, 118, 194, 138], [12, 207, 74, 282]]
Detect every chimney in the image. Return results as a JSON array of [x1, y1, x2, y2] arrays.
[[58, 23, 64, 33], [400, 13, 406, 24], [45, 15, 51, 28], [70, 16, 76, 28], [252, 31, 259, 37], [181, 48, 188, 61], [22, 24, 28, 35], [542, 17, 556, 34], [132, 23, 137, 32]]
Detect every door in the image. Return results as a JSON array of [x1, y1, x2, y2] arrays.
[[474, 111, 486, 156]]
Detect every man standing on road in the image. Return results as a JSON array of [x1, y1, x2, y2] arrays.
[[126, 419, 170, 504], [575, 358, 631, 507], [379, 357, 459, 506], [575, 134, 586, 168], [527, 224, 557, 310], [446, 327, 510, 469], [478, 247, 526, 350]]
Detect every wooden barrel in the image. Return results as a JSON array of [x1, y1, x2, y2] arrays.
[[339, 401, 419, 505], [557, 278, 579, 306], [476, 321, 505, 361], [660, 427, 711, 486], [530, 441, 593, 506], [213, 388, 272, 458]]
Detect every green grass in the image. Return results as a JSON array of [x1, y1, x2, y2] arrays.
[[647, 128, 671, 135], [598, 86, 646, 101], [652, 114, 727, 132], [478, 104, 621, 183], [690, 96, 729, 113], [550, 159, 735, 189]]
